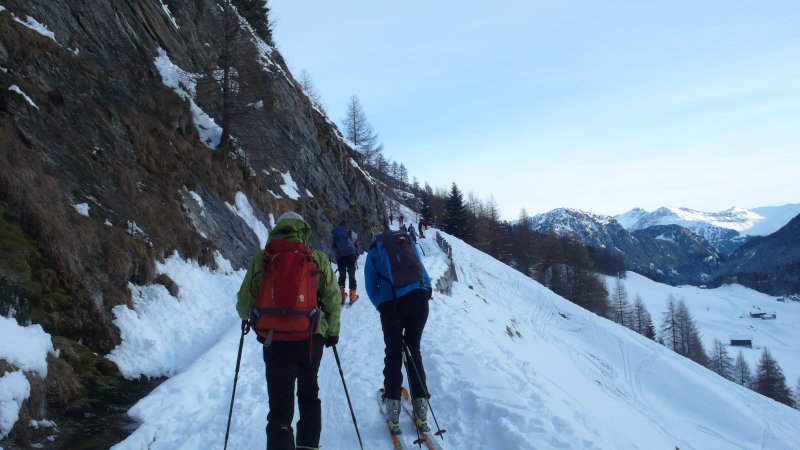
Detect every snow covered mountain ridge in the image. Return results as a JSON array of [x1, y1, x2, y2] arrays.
[[614, 204, 800, 236]]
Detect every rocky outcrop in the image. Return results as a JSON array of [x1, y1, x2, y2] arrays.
[[711, 213, 800, 295], [0, 0, 384, 443]]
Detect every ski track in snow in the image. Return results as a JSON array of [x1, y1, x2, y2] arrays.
[[106, 221, 800, 450]]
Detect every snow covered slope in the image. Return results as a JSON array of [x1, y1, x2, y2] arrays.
[[108, 226, 800, 450], [604, 272, 800, 389]]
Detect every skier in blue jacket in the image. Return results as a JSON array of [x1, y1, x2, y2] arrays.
[[364, 229, 433, 434]]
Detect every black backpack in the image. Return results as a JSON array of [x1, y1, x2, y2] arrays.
[[374, 229, 424, 288]]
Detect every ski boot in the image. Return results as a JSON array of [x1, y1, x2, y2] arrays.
[[385, 397, 402, 435], [349, 289, 359, 305], [339, 286, 346, 305], [412, 397, 431, 432]]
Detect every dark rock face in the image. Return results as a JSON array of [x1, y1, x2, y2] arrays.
[[0, 0, 384, 440], [631, 225, 723, 284], [711, 213, 800, 295]]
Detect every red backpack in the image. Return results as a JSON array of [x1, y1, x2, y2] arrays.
[[250, 239, 321, 345]]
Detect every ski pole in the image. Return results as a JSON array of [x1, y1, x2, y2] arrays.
[[332, 345, 364, 450], [401, 351, 424, 445], [224, 320, 250, 450], [416, 242, 426, 256], [402, 341, 446, 439]]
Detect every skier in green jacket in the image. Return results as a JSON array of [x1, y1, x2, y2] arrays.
[[236, 211, 342, 450]]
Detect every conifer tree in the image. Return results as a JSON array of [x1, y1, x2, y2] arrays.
[[398, 163, 409, 188], [484, 196, 508, 260], [794, 377, 800, 411], [411, 177, 421, 196], [512, 209, 535, 276], [341, 95, 381, 163], [659, 295, 679, 350], [443, 182, 472, 242], [708, 339, 734, 380], [631, 294, 656, 339], [675, 300, 708, 366], [233, 0, 273, 44], [609, 277, 632, 328], [214, 0, 248, 151], [298, 69, 324, 110], [733, 350, 752, 388], [754, 347, 794, 407], [420, 189, 434, 225], [658, 297, 708, 366]]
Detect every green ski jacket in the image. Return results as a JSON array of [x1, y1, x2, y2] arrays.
[[236, 213, 341, 338]]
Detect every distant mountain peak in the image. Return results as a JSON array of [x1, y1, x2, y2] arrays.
[[614, 204, 798, 236]]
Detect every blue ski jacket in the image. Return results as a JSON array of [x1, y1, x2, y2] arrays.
[[364, 234, 432, 308]]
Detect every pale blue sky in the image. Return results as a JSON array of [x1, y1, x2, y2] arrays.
[[270, 0, 799, 219]]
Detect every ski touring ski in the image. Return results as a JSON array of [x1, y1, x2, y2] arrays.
[[378, 389, 411, 450], [400, 388, 446, 450]]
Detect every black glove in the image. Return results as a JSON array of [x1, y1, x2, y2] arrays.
[[325, 335, 339, 348]]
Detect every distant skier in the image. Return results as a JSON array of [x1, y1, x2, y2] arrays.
[[407, 224, 418, 243], [364, 229, 433, 435], [332, 220, 359, 304]]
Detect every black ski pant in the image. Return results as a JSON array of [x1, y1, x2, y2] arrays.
[[263, 335, 324, 450], [378, 289, 430, 401], [336, 254, 357, 290]]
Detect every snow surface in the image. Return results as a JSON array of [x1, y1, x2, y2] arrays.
[[11, 13, 56, 43], [0, 371, 29, 439], [278, 171, 301, 200], [158, 0, 178, 29], [107, 253, 244, 379], [106, 216, 800, 449], [188, 190, 205, 210], [748, 204, 800, 236], [8, 85, 38, 110], [604, 272, 800, 388], [0, 317, 54, 438], [350, 158, 377, 186], [225, 192, 269, 248], [72, 202, 90, 217], [0, 317, 53, 380], [153, 48, 221, 148]]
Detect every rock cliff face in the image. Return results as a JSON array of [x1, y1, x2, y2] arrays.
[[0, 0, 383, 441], [711, 213, 800, 295]]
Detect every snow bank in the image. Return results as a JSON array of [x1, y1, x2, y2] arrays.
[[225, 192, 269, 248], [0, 371, 30, 438], [153, 48, 221, 148], [107, 253, 245, 379], [72, 203, 90, 217], [0, 317, 54, 438], [278, 171, 301, 200], [8, 85, 38, 110]]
